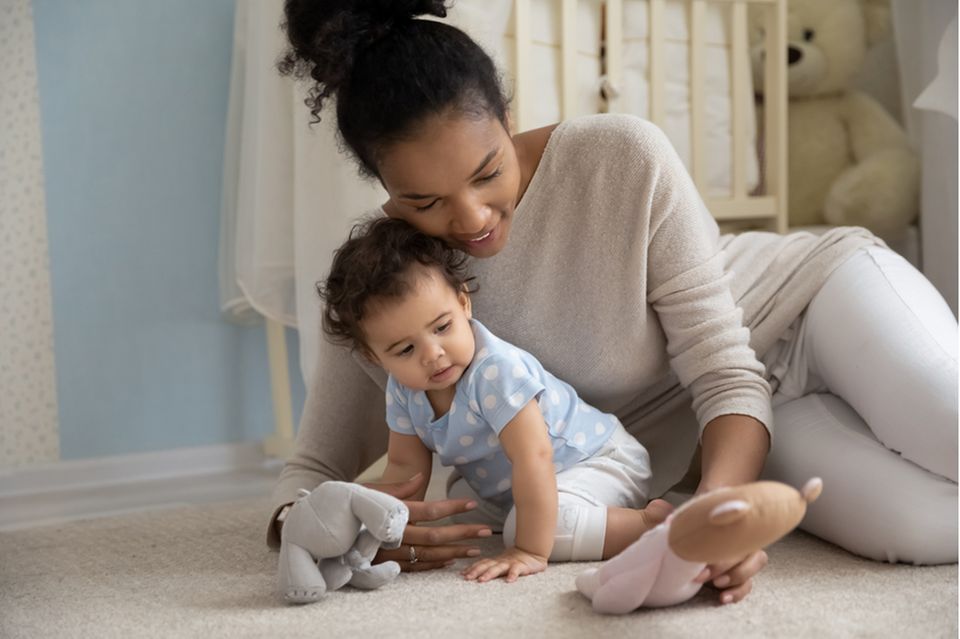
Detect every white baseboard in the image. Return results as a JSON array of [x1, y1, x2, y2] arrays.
[[0, 442, 283, 531], [0, 441, 274, 498]]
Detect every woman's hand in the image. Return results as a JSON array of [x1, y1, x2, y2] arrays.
[[696, 414, 772, 604], [693, 549, 769, 604], [460, 547, 548, 583], [365, 473, 493, 572]]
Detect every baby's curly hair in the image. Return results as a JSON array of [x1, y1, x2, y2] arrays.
[[319, 217, 474, 357]]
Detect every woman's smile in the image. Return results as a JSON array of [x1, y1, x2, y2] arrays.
[[458, 223, 500, 252]]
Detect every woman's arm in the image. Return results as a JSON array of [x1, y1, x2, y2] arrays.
[[635, 120, 773, 603], [697, 414, 770, 494], [272, 337, 390, 516], [686, 411, 771, 604]]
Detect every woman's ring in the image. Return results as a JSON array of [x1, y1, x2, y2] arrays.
[[408, 545, 419, 564]]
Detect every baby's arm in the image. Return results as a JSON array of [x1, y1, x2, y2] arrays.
[[462, 400, 557, 582], [380, 431, 433, 502]]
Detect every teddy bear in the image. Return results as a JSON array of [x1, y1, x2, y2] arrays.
[[575, 478, 822, 614], [750, 0, 919, 241], [278, 481, 410, 604]]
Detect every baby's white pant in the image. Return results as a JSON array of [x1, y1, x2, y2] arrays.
[[448, 425, 650, 561], [761, 246, 958, 564]]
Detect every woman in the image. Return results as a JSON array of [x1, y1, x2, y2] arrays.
[[267, 0, 958, 603]]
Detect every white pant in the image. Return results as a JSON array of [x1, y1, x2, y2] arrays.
[[762, 246, 958, 564], [448, 425, 651, 560]]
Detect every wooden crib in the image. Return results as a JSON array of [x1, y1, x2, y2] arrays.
[[505, 0, 787, 230]]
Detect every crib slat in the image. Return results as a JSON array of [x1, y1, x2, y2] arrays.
[[262, 318, 295, 459], [514, 0, 532, 131], [649, 0, 665, 127], [690, 0, 707, 190], [604, 0, 623, 113], [562, 0, 578, 120], [731, 0, 748, 199], [706, 196, 778, 220], [764, 0, 788, 232]]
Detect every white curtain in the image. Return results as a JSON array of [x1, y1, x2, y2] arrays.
[[219, 0, 386, 384], [890, 0, 958, 315]]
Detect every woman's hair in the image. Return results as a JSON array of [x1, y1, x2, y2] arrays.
[[319, 216, 475, 357], [278, 0, 510, 178]]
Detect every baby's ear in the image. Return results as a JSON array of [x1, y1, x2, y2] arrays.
[[459, 287, 473, 318], [708, 500, 751, 526]]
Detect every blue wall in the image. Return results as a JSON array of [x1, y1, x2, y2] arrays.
[[33, 0, 305, 459]]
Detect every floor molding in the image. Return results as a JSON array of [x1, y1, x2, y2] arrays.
[[0, 442, 283, 531]]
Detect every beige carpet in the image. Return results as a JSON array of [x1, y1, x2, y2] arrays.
[[1, 495, 956, 639]]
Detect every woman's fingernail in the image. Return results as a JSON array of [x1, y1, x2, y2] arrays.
[[467, 549, 482, 557], [694, 569, 710, 583], [721, 594, 733, 604], [478, 529, 493, 537], [444, 560, 456, 567], [465, 500, 478, 510], [714, 576, 730, 588]]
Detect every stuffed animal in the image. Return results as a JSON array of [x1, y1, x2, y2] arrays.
[[278, 481, 409, 604], [751, 0, 919, 241], [576, 478, 822, 614]]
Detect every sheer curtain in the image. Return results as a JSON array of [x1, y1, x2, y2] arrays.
[[890, 0, 958, 315], [219, 0, 385, 386]]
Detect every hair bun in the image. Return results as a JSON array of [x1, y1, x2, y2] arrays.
[[279, 0, 448, 121]]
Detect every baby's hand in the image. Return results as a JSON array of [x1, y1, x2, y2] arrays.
[[461, 547, 548, 583]]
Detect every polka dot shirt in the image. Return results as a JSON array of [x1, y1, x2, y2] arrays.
[[385, 320, 619, 505]]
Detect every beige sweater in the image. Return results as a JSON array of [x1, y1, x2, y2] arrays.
[[268, 114, 878, 546]]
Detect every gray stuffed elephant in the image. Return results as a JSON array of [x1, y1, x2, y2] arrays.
[[278, 481, 409, 604]]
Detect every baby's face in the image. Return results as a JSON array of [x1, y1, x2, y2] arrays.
[[362, 268, 476, 393]]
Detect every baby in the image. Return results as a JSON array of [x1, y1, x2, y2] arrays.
[[319, 217, 671, 582]]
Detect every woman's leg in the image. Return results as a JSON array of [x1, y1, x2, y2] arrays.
[[764, 393, 957, 564], [800, 246, 957, 481], [764, 247, 958, 564]]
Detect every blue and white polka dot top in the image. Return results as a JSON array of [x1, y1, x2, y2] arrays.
[[385, 319, 619, 506]]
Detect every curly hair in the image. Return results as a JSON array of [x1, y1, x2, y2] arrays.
[[319, 216, 475, 357], [277, 0, 510, 178]]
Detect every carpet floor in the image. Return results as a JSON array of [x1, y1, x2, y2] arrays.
[[0, 494, 956, 638]]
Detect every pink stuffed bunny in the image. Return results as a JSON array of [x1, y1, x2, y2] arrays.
[[576, 478, 822, 614]]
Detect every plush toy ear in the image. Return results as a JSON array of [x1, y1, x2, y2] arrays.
[[801, 477, 823, 503], [708, 499, 751, 526]]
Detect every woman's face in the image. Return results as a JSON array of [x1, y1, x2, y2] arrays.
[[377, 112, 522, 258]]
